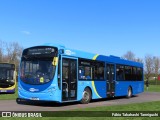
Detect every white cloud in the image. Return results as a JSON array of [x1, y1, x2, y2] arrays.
[[21, 31, 31, 35]]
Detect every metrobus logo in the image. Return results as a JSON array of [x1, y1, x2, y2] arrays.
[[29, 88, 39, 92], [65, 50, 75, 55]]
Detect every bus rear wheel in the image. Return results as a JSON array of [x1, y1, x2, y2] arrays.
[[127, 87, 132, 98], [80, 88, 91, 104]]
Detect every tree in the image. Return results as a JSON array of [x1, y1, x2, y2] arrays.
[[135, 57, 143, 63], [0, 40, 5, 62], [144, 55, 153, 81], [153, 56, 160, 85], [0, 46, 2, 62], [122, 51, 143, 63], [5, 42, 23, 70], [122, 51, 136, 61]]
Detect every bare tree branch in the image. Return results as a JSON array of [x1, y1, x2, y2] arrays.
[[0, 40, 5, 62], [122, 51, 143, 63], [153, 56, 160, 84], [145, 55, 153, 81], [122, 51, 135, 61], [5, 42, 23, 69]]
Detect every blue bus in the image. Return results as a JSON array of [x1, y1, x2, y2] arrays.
[[0, 63, 17, 93], [17, 44, 144, 104]]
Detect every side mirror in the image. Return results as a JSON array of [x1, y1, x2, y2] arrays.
[[52, 57, 58, 66]]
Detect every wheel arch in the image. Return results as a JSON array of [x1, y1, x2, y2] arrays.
[[128, 85, 133, 93], [127, 85, 133, 98]]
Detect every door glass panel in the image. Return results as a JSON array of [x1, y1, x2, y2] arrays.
[[62, 58, 77, 101], [106, 64, 115, 97], [62, 60, 69, 81], [106, 65, 110, 81], [111, 65, 115, 81], [70, 61, 76, 83], [70, 60, 77, 98]]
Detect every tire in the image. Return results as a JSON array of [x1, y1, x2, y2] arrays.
[[127, 87, 132, 98], [80, 88, 91, 104], [16, 98, 22, 104]]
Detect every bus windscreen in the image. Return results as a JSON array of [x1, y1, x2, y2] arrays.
[[20, 46, 58, 85], [0, 63, 15, 88]]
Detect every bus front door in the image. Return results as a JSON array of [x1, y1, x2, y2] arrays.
[[62, 58, 77, 101], [106, 64, 115, 97]]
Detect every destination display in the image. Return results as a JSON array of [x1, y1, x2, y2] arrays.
[[0, 64, 15, 69], [24, 47, 57, 56]]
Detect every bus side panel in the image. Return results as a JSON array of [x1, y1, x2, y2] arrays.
[[91, 81, 106, 99], [115, 82, 127, 96], [131, 81, 144, 95], [115, 81, 144, 97], [77, 80, 106, 101]]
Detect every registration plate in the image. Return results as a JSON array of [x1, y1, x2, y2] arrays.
[[30, 97, 39, 100], [0, 90, 7, 92]]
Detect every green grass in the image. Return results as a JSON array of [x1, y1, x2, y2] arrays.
[[144, 85, 160, 92], [0, 92, 17, 100], [0, 86, 18, 100], [147, 80, 160, 85]]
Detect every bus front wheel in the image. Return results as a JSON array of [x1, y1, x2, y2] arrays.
[[127, 87, 132, 98], [80, 88, 91, 104]]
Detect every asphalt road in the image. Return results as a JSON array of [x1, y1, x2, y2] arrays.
[[0, 92, 160, 111]]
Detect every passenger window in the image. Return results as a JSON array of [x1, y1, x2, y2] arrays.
[[132, 67, 137, 80], [79, 60, 92, 80], [78, 59, 104, 80], [137, 68, 143, 80], [93, 62, 104, 80], [125, 66, 132, 80], [116, 65, 125, 80]]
